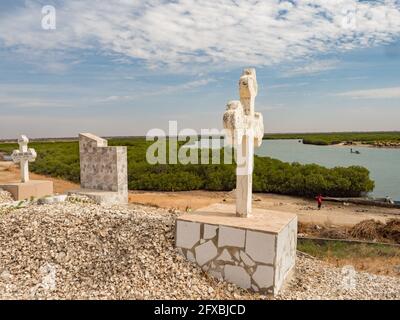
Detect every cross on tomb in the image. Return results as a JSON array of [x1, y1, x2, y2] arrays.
[[223, 68, 264, 217], [11, 135, 37, 183]]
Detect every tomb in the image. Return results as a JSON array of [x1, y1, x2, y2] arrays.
[[175, 69, 297, 295], [68, 133, 128, 205], [0, 135, 53, 200]]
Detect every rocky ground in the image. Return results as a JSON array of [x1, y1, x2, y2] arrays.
[[0, 189, 13, 203], [0, 199, 399, 300], [280, 253, 400, 300]]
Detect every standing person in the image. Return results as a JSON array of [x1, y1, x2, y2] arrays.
[[316, 194, 323, 210]]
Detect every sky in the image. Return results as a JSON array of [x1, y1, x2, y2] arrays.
[[0, 0, 400, 139]]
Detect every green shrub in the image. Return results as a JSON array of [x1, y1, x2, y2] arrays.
[[265, 131, 400, 145], [0, 138, 375, 197]]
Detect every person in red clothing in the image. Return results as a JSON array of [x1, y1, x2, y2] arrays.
[[316, 194, 323, 210]]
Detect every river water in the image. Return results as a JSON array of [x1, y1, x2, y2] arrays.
[[255, 139, 400, 201]]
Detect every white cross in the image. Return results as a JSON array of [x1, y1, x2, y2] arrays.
[[223, 68, 264, 217], [11, 135, 37, 183]]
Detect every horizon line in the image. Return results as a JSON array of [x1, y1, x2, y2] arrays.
[[0, 130, 399, 143]]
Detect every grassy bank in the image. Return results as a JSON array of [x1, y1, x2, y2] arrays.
[[264, 131, 400, 146], [0, 138, 374, 197], [298, 238, 400, 260]]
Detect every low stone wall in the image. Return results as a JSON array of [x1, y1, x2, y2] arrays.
[[175, 204, 297, 295]]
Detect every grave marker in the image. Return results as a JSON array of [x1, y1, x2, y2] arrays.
[[11, 135, 37, 183], [175, 69, 297, 295], [223, 68, 264, 217], [0, 135, 53, 200]]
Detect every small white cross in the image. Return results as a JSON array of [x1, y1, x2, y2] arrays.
[[11, 135, 37, 183], [223, 68, 264, 217]]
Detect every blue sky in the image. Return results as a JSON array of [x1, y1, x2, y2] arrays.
[[0, 0, 400, 139]]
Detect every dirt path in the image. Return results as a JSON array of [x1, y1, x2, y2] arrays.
[[2, 161, 399, 227], [0, 161, 79, 194], [129, 190, 400, 227]]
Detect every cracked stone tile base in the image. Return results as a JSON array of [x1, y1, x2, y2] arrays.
[[175, 203, 297, 295]]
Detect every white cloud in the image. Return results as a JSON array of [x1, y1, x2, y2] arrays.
[[100, 77, 215, 102], [282, 59, 340, 77], [0, 95, 76, 108], [0, 1, 399, 71], [0, 83, 99, 108], [269, 82, 309, 89], [336, 87, 400, 99]]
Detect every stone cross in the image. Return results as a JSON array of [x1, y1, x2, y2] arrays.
[[11, 135, 37, 183], [223, 68, 264, 217]]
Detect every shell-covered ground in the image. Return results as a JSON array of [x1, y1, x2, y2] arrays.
[[0, 200, 399, 300]]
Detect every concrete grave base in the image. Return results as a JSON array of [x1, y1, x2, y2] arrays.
[[175, 203, 297, 295], [0, 180, 53, 201], [68, 189, 128, 205]]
